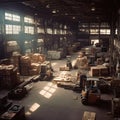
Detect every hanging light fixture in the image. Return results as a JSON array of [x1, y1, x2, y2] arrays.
[[91, 2, 96, 11], [91, 6, 95, 11]]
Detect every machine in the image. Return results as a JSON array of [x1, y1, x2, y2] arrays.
[[81, 77, 101, 105]]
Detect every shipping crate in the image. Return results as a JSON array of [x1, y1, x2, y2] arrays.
[[90, 66, 100, 77], [82, 111, 96, 120]]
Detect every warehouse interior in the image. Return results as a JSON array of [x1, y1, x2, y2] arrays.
[[0, 0, 120, 120]]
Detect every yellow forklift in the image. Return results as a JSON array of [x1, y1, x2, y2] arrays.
[[81, 77, 101, 105]]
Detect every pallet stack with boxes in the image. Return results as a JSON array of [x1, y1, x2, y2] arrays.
[[0, 65, 19, 89], [29, 53, 45, 75], [20, 56, 31, 76], [20, 53, 45, 76], [29, 63, 41, 75], [30, 53, 45, 63]]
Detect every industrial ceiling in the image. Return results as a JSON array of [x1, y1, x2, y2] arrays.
[[1, 0, 120, 24]]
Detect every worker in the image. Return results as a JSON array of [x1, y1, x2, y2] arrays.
[[74, 52, 88, 69]]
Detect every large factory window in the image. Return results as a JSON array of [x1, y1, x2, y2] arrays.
[[90, 29, 99, 34], [46, 28, 52, 34], [5, 24, 21, 34], [24, 26, 34, 34], [100, 29, 110, 34], [100, 23, 110, 27], [53, 29, 57, 34], [5, 24, 12, 34], [115, 29, 118, 35], [37, 27, 45, 34], [5, 12, 20, 22], [13, 25, 21, 34], [24, 17, 34, 24], [64, 25, 67, 29]]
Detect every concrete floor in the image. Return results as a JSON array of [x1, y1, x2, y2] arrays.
[[11, 52, 114, 120], [15, 81, 113, 120]]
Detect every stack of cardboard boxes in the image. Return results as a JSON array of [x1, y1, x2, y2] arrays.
[[20, 56, 31, 76], [0, 65, 19, 89], [19, 53, 45, 76]]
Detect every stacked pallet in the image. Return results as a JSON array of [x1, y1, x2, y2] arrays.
[[11, 53, 46, 76], [31, 53, 45, 63], [20, 53, 45, 76], [20, 56, 31, 76], [0, 65, 19, 89], [29, 63, 41, 75]]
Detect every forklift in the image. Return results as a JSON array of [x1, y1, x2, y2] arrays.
[[81, 77, 101, 105], [40, 61, 53, 81]]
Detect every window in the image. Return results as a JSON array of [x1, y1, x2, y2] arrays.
[[90, 29, 99, 34], [38, 39, 44, 43], [5, 24, 21, 34], [13, 25, 21, 34], [79, 28, 89, 33], [5, 24, 12, 34], [47, 28, 52, 34], [115, 29, 118, 35], [79, 23, 88, 28], [5, 13, 12, 20], [60, 29, 63, 34], [24, 26, 34, 34], [24, 17, 34, 24], [53, 29, 57, 34], [100, 23, 109, 28], [13, 14, 20, 21], [100, 29, 110, 35], [63, 30, 66, 34], [90, 23, 99, 27], [59, 24, 62, 29], [64, 25, 67, 29], [5, 12, 20, 21], [91, 39, 99, 46], [37, 27, 44, 33]]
